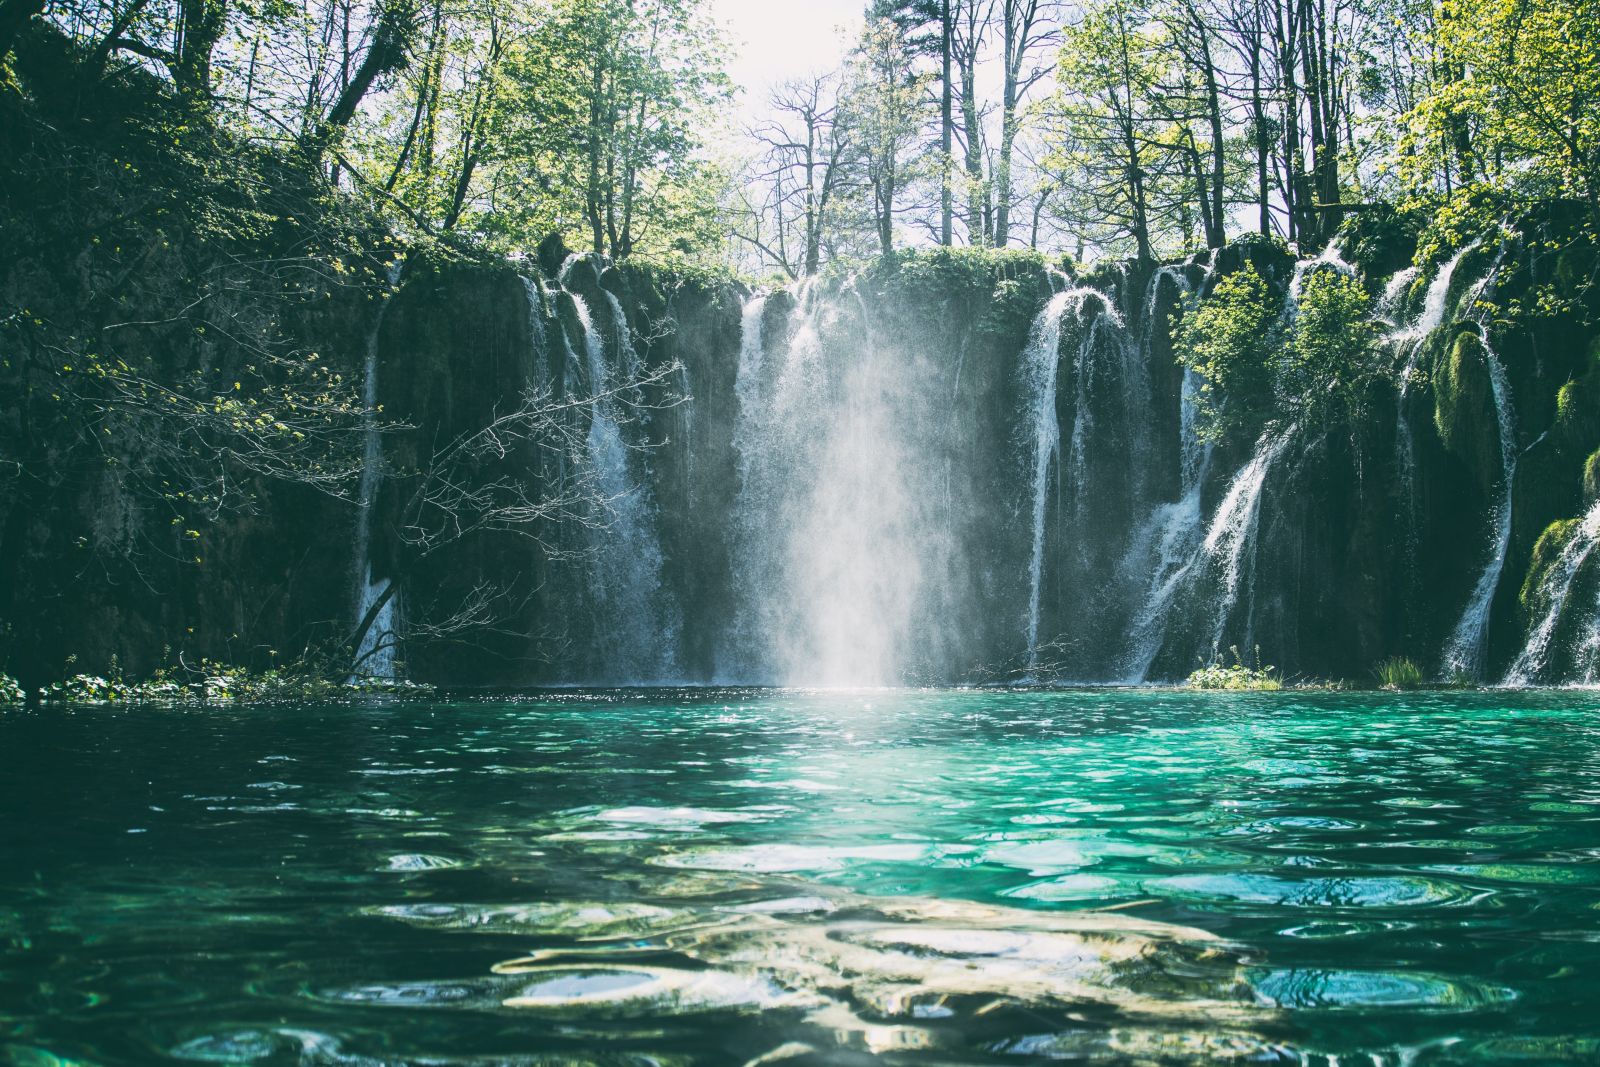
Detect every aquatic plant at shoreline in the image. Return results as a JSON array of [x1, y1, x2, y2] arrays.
[[1186, 648, 1282, 690], [29, 660, 434, 705], [1375, 656, 1425, 689]]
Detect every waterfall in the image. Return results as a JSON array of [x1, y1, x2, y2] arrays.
[[1122, 429, 1290, 680], [721, 275, 975, 685], [717, 293, 770, 681], [568, 292, 681, 682], [1117, 264, 1214, 682], [1019, 290, 1074, 672], [521, 275, 549, 390], [1198, 429, 1292, 658], [1440, 322, 1517, 678], [351, 260, 405, 680], [1503, 499, 1600, 684]]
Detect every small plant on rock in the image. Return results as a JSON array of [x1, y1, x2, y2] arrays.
[[1375, 656, 1424, 690], [1186, 646, 1283, 691]]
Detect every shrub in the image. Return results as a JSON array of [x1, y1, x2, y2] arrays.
[[37, 674, 133, 703], [1286, 269, 1381, 428], [1187, 647, 1282, 690], [0, 673, 24, 704], [1375, 656, 1424, 689], [1175, 263, 1282, 443], [32, 660, 436, 704]]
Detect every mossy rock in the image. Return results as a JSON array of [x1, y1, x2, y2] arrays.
[[1432, 327, 1501, 497], [1556, 373, 1600, 447], [1584, 448, 1600, 505], [1519, 517, 1583, 615]]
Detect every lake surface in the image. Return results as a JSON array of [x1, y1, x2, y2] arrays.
[[4, 688, 1600, 1064]]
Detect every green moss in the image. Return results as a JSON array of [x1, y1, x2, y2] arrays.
[[1432, 327, 1499, 496], [1555, 375, 1600, 446], [1518, 518, 1583, 614], [1584, 448, 1600, 504]]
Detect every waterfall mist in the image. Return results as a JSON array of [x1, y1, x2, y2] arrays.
[[343, 238, 1573, 688]]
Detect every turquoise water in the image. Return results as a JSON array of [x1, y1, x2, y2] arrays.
[[4, 689, 1600, 1063]]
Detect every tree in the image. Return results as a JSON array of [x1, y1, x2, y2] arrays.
[[870, 0, 954, 244], [741, 71, 859, 277], [1286, 267, 1379, 428], [1050, 0, 1166, 260], [846, 16, 932, 256], [489, 0, 731, 258], [1411, 0, 1600, 223], [992, 0, 1058, 245]]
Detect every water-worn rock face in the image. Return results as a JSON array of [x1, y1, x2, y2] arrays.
[[8, 214, 1600, 687]]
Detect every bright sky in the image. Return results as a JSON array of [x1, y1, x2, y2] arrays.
[[710, 0, 865, 127]]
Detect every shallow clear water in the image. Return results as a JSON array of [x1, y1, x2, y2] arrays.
[[5, 689, 1600, 1064]]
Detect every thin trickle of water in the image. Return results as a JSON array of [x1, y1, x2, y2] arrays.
[[521, 276, 549, 390], [1441, 322, 1517, 679], [1019, 290, 1075, 671], [1391, 246, 1476, 643], [351, 259, 406, 679], [717, 295, 770, 681]]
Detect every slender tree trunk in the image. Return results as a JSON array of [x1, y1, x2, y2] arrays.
[[941, 0, 953, 246]]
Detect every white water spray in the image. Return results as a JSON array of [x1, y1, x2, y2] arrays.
[[351, 259, 405, 679]]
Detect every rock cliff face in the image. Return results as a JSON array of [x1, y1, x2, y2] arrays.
[[8, 214, 1600, 687]]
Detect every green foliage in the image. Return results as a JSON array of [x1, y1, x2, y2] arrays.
[[1339, 204, 1425, 277], [1174, 263, 1281, 442], [1405, 0, 1600, 223], [1177, 258, 1382, 445], [0, 673, 24, 704], [1186, 663, 1280, 689], [470, 0, 732, 257], [1187, 650, 1282, 691], [33, 661, 435, 704], [1375, 656, 1424, 689], [1286, 269, 1381, 429]]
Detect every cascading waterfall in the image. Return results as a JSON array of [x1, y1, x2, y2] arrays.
[[1120, 265, 1211, 682], [566, 290, 682, 682], [1503, 498, 1600, 684], [479, 239, 1587, 687], [1122, 428, 1291, 680], [351, 259, 405, 679], [1197, 429, 1293, 658]]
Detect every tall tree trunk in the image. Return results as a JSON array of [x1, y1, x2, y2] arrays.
[[941, 0, 953, 246], [174, 0, 226, 104], [994, 0, 1040, 247], [314, 0, 416, 150]]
